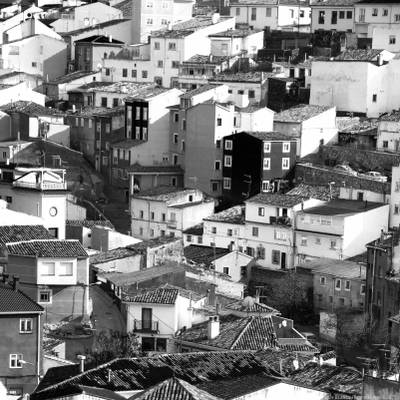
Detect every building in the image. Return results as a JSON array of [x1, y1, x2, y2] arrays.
[[377, 110, 400, 153], [229, 0, 311, 32], [273, 104, 338, 157], [0, 167, 68, 239], [0, 275, 44, 396], [5, 239, 90, 324], [296, 199, 389, 262], [74, 35, 125, 72], [371, 25, 400, 52], [309, 49, 398, 118], [354, 0, 400, 38], [310, 0, 356, 33], [302, 257, 366, 312], [221, 131, 297, 203], [131, 187, 215, 239]]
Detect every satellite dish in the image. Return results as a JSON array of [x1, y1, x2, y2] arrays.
[[242, 296, 255, 309]]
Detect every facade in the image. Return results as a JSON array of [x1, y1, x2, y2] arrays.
[[377, 110, 400, 153], [371, 25, 400, 52], [0, 277, 44, 396], [310, 0, 356, 33], [273, 104, 338, 157], [131, 187, 215, 239], [6, 239, 90, 324], [296, 199, 389, 262], [229, 0, 311, 32], [221, 131, 297, 204]]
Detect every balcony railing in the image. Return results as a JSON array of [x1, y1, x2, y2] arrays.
[[13, 181, 67, 190], [133, 320, 159, 333], [269, 216, 291, 226], [167, 220, 177, 229]]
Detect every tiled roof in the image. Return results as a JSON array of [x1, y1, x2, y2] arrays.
[[178, 315, 278, 350], [127, 163, 184, 174], [311, 0, 358, 6], [158, 283, 205, 302], [113, 0, 132, 17], [0, 282, 43, 313], [225, 299, 280, 315], [183, 223, 204, 235], [6, 240, 88, 258], [66, 106, 125, 117], [287, 183, 339, 201], [66, 220, 114, 229], [279, 342, 318, 353], [380, 110, 400, 122], [32, 351, 277, 399], [274, 104, 331, 123], [184, 245, 230, 265], [300, 199, 384, 216], [196, 373, 278, 399], [0, 225, 52, 246], [211, 71, 265, 83], [61, 19, 131, 36], [204, 205, 245, 224], [321, 350, 336, 361], [129, 377, 222, 400], [184, 54, 233, 65], [49, 70, 98, 84], [334, 49, 383, 61], [209, 28, 261, 38], [288, 362, 363, 396], [0, 101, 65, 116], [180, 84, 222, 99], [300, 258, 366, 280], [125, 288, 179, 304], [246, 131, 297, 141], [43, 337, 64, 354], [246, 193, 307, 207]]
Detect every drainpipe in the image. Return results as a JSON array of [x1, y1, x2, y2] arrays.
[[37, 313, 41, 385]]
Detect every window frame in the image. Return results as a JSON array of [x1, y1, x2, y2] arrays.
[[20, 318, 33, 334]]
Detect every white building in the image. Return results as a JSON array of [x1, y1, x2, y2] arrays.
[[390, 165, 400, 229], [130, 187, 215, 239], [296, 199, 389, 262], [229, 0, 311, 32], [371, 25, 400, 52], [310, 0, 356, 33], [376, 110, 400, 152]]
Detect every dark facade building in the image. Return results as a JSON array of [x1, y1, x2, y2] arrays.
[[222, 131, 297, 204], [365, 230, 400, 345], [125, 97, 149, 141], [0, 275, 44, 396]]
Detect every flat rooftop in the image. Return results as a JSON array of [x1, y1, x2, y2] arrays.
[[302, 199, 385, 216]]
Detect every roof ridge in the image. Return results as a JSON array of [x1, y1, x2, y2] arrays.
[[229, 316, 254, 350]]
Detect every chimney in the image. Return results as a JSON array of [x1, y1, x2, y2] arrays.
[[207, 315, 220, 339], [77, 355, 86, 373], [12, 275, 19, 291], [377, 53, 383, 66]]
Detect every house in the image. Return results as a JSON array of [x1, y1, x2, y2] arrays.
[[0, 140, 31, 165], [229, 0, 311, 32], [123, 286, 207, 353], [0, 167, 68, 239], [371, 25, 400, 52], [0, 275, 44, 396], [221, 131, 297, 203], [42, 70, 101, 102], [0, 70, 43, 89], [5, 239, 90, 324], [273, 104, 338, 157], [354, 0, 400, 38], [130, 187, 215, 239], [390, 165, 400, 229], [295, 199, 389, 262], [309, 49, 397, 118], [377, 110, 400, 152], [310, 0, 356, 33], [338, 117, 377, 150], [183, 244, 254, 282], [202, 194, 323, 269], [0, 82, 46, 108], [301, 257, 366, 312], [0, 34, 67, 80], [74, 35, 125, 72]]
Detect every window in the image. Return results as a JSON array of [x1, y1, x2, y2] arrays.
[[211, 227, 217, 234], [225, 140, 233, 150], [390, 35, 396, 45], [251, 7, 256, 20], [223, 267, 230, 275], [238, 90, 244, 95], [146, 18, 153, 25], [282, 158, 290, 170], [347, 10, 352, 19], [282, 142, 290, 153], [161, 18, 168, 25], [223, 177, 231, 189], [266, 7, 271, 17], [41, 262, 55, 276], [172, 61, 179, 69], [216, 140, 221, 148], [339, 297, 345, 306], [258, 207, 265, 216], [132, 69, 137, 78], [248, 90, 255, 99], [396, 14, 400, 22], [330, 240, 337, 249], [262, 181, 270, 192], [272, 250, 280, 264], [383, 140, 388, 148], [224, 155, 232, 167], [122, 68, 128, 77], [157, 60, 163, 68], [212, 182, 218, 192], [150, 212, 155, 220], [314, 237, 321, 245], [215, 160, 221, 170], [48, 228, 58, 238], [372, 8, 378, 16], [168, 42, 176, 51], [275, 231, 287, 241], [264, 142, 271, 153], [10, 354, 23, 368], [32, 62, 37, 67], [173, 133, 178, 144], [142, 71, 148, 78], [174, 113, 179, 123], [6, 196, 12, 203], [39, 290, 51, 303], [256, 246, 265, 259], [105, 68, 110, 76], [236, 7, 240, 16], [372, 94, 377, 102], [320, 276, 326, 285], [173, 154, 178, 165], [197, 236, 203, 244], [345, 280, 351, 291], [139, 210, 144, 219], [339, 10, 345, 19], [20, 319, 32, 333], [182, 119, 186, 130], [59, 262, 73, 276], [357, 192, 364, 201], [331, 10, 337, 24], [227, 228, 233, 237], [113, 98, 119, 107], [360, 284, 366, 295], [301, 237, 307, 246], [263, 157, 270, 170], [217, 118, 222, 126], [395, 204, 400, 215], [101, 97, 107, 107], [105, 123, 111, 133], [383, 8, 388, 16], [319, 10, 325, 24], [335, 279, 341, 291], [246, 247, 255, 257], [252, 226, 259, 237], [150, 229, 154, 237]]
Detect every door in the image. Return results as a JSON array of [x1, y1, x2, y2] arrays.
[[281, 252, 286, 269], [142, 308, 152, 330]]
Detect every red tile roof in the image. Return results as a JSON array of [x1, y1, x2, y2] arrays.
[[0, 282, 43, 313], [6, 240, 88, 258], [125, 288, 179, 304]]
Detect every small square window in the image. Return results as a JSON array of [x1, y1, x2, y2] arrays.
[[224, 155, 232, 167], [217, 118, 222, 126], [10, 354, 23, 368], [301, 237, 307, 246], [227, 229, 233, 236], [215, 160, 221, 170], [330, 240, 337, 249], [223, 267, 230, 275], [263, 158, 270, 170], [187, 235, 192, 242], [225, 140, 232, 150], [335, 279, 341, 290], [264, 142, 271, 153], [389, 35, 396, 45], [320, 276, 326, 285], [248, 90, 255, 99], [252, 227, 259, 237], [20, 318, 32, 333], [39, 290, 51, 303], [282, 158, 290, 170], [345, 280, 351, 291], [223, 177, 231, 190], [258, 207, 265, 216], [372, 94, 377, 103], [360, 284, 366, 295], [211, 227, 217, 234], [282, 142, 290, 153]]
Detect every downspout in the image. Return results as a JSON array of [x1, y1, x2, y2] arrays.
[[37, 313, 41, 385], [369, 247, 377, 334]]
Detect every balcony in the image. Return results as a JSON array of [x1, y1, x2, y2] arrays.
[[13, 181, 67, 190], [133, 320, 159, 333], [167, 220, 177, 229], [269, 216, 291, 226]]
